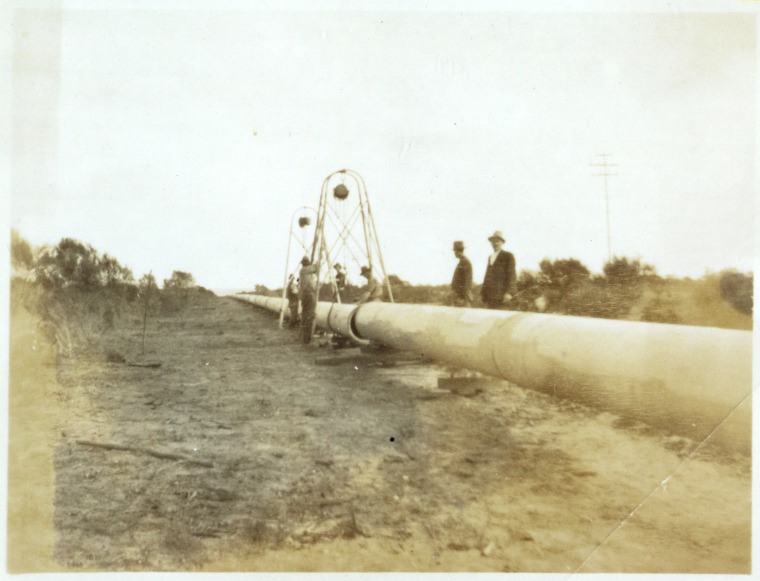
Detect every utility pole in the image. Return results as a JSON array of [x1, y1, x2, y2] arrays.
[[141, 271, 153, 356], [590, 154, 618, 261]]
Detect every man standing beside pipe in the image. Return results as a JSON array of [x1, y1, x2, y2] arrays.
[[481, 230, 517, 309], [286, 273, 300, 327], [333, 263, 347, 302], [451, 240, 473, 307], [298, 256, 318, 344]]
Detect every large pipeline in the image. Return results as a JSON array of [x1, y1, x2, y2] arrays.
[[233, 294, 752, 451]]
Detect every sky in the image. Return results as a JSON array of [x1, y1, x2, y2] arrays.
[[7, 1, 757, 292]]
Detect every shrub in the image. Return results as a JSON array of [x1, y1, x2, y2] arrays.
[[11, 229, 34, 270], [719, 271, 753, 316], [160, 270, 197, 314], [9, 232, 203, 357]]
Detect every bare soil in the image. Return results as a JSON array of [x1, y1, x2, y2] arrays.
[[9, 293, 751, 572]]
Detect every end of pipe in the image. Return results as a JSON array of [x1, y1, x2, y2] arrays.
[[327, 303, 369, 346], [348, 307, 370, 346]]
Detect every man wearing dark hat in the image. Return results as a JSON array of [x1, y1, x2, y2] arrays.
[[358, 265, 383, 304], [451, 241, 473, 307], [481, 231, 517, 309], [333, 263, 347, 302], [298, 256, 318, 343], [286, 273, 300, 327]]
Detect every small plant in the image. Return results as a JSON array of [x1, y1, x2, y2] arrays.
[[160, 271, 197, 314]]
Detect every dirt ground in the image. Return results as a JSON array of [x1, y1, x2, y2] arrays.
[[8, 293, 752, 572]]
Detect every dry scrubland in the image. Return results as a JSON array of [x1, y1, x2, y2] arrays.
[[264, 256, 753, 331], [8, 233, 753, 572]]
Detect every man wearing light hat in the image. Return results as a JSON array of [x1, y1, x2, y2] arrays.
[[358, 265, 383, 304], [481, 231, 517, 309], [451, 241, 473, 307]]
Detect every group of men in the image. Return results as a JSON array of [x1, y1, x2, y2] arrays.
[[286, 257, 383, 344], [285, 229, 515, 344], [451, 230, 517, 309]]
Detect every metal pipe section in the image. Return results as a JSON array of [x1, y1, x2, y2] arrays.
[[315, 302, 369, 345], [233, 294, 368, 344], [352, 303, 751, 450], [234, 294, 751, 450], [236, 294, 287, 314]]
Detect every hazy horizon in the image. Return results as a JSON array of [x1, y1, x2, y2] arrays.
[[10, 225, 754, 296]]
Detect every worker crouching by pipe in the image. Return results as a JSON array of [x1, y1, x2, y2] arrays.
[[357, 265, 383, 304]]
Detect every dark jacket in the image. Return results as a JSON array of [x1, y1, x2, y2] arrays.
[[286, 278, 299, 302], [451, 256, 473, 299], [481, 250, 517, 304], [335, 271, 346, 291], [298, 264, 317, 298]]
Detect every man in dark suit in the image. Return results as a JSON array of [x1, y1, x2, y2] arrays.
[[481, 230, 517, 309], [451, 240, 473, 307]]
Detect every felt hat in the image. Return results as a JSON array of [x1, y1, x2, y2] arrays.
[[453, 241, 465, 252]]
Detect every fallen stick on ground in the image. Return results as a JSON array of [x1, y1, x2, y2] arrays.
[[126, 361, 162, 368], [75, 439, 214, 467]]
